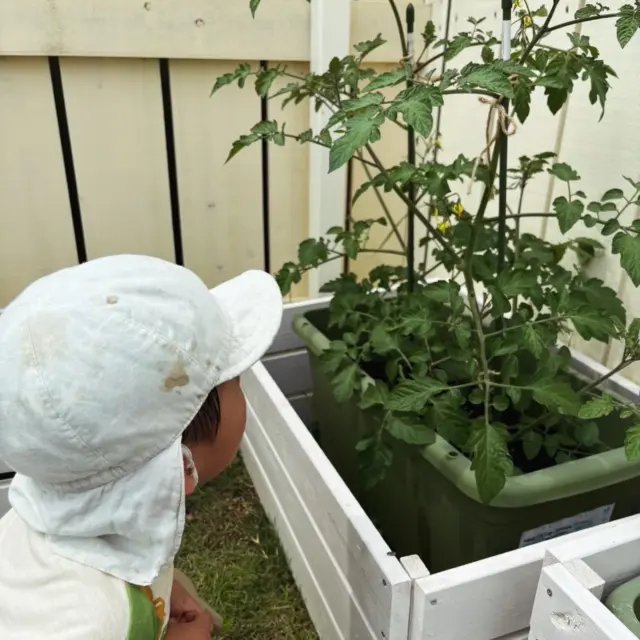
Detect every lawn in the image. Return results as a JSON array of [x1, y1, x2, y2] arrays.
[[176, 457, 318, 639]]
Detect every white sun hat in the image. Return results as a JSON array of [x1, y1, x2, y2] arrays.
[[0, 254, 283, 585]]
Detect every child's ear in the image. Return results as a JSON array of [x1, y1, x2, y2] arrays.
[[183, 456, 197, 496]]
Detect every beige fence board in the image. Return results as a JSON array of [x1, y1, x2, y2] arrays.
[[269, 62, 310, 298], [541, 20, 640, 372], [0, 0, 431, 64], [60, 57, 175, 262], [0, 57, 78, 306], [171, 60, 264, 287]]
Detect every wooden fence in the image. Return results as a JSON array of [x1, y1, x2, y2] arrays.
[[0, 0, 638, 381]]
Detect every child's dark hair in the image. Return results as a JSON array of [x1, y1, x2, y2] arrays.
[[182, 387, 221, 444]]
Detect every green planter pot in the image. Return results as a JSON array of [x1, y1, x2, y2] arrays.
[[294, 309, 640, 573], [606, 577, 640, 637]]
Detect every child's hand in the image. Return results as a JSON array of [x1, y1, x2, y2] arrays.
[[165, 609, 214, 639]]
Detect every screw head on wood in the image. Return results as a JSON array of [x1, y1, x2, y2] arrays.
[[546, 588, 553, 597]]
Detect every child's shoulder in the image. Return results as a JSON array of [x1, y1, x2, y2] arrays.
[[0, 510, 130, 639]]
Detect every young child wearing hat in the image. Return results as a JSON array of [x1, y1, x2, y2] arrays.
[[0, 255, 283, 639]]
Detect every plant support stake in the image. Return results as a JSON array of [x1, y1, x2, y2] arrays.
[[497, 0, 512, 274], [406, 3, 416, 291]]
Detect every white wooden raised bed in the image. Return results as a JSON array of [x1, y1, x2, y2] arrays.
[[242, 298, 640, 640]]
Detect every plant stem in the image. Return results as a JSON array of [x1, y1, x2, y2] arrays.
[[416, 42, 485, 74], [283, 134, 379, 170], [520, 0, 561, 64], [387, 0, 409, 58], [365, 144, 460, 263], [510, 359, 636, 443], [358, 154, 408, 251], [545, 12, 621, 36]]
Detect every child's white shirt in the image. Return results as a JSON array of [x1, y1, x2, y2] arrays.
[[0, 510, 173, 639]]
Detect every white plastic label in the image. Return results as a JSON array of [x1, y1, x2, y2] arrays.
[[518, 504, 615, 548]]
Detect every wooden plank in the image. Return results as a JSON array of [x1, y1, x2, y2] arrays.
[[0, 481, 9, 519], [60, 57, 175, 261], [0, 57, 78, 306], [542, 16, 640, 367], [267, 298, 330, 355], [242, 363, 412, 640], [262, 350, 313, 398], [410, 516, 640, 640], [269, 62, 310, 299], [170, 60, 264, 287], [528, 563, 636, 640], [288, 393, 315, 428], [399, 555, 431, 640], [0, 0, 431, 63], [307, 0, 351, 295]]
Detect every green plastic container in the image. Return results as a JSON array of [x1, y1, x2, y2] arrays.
[[606, 576, 640, 637], [294, 310, 640, 573]]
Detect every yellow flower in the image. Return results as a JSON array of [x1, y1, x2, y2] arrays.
[[513, 0, 522, 8], [523, 14, 533, 27], [435, 138, 443, 149], [438, 221, 451, 234], [452, 202, 465, 217], [433, 207, 440, 219]]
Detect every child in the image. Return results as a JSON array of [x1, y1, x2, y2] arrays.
[[0, 254, 283, 639]]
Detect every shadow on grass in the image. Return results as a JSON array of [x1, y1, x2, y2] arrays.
[[176, 457, 318, 640]]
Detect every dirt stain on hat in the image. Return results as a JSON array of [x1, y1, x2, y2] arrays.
[[163, 357, 190, 391]]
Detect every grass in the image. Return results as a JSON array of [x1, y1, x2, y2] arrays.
[[176, 457, 318, 640]]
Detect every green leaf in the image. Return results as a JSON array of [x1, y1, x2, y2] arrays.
[[329, 112, 384, 172], [468, 421, 513, 504], [553, 196, 584, 233], [445, 34, 474, 61], [523, 324, 546, 358], [575, 421, 600, 447], [571, 307, 615, 342], [388, 378, 446, 412], [602, 188, 625, 201], [459, 63, 514, 98], [364, 68, 408, 92], [255, 68, 280, 97], [318, 341, 348, 374], [386, 416, 436, 445], [249, 0, 261, 17], [370, 325, 398, 355], [298, 238, 329, 267], [513, 79, 532, 123], [531, 379, 582, 416], [211, 63, 252, 95], [481, 44, 495, 64], [359, 380, 390, 410], [354, 34, 387, 58], [501, 269, 538, 297], [332, 363, 359, 403], [575, 5, 605, 20], [387, 85, 443, 137], [612, 232, 640, 287], [549, 163, 581, 182], [422, 21, 437, 48], [275, 262, 301, 295], [625, 425, 640, 460], [522, 431, 543, 460], [602, 219, 621, 236], [616, 5, 640, 49], [492, 395, 510, 412]]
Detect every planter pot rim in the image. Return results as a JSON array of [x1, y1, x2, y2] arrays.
[[606, 575, 640, 637], [293, 312, 640, 508]]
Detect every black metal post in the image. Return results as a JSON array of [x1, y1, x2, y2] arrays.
[[497, 0, 512, 274], [406, 4, 416, 292]]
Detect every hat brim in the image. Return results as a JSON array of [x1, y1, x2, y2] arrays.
[[209, 270, 283, 385]]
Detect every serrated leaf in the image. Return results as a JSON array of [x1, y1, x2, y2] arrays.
[[501, 269, 538, 297], [602, 188, 625, 201], [354, 34, 387, 57], [249, 0, 261, 17], [459, 63, 514, 98], [329, 112, 384, 172], [576, 421, 600, 447], [387, 85, 442, 137], [532, 379, 582, 416], [370, 325, 397, 355], [571, 307, 615, 342], [319, 341, 348, 374], [602, 219, 621, 236], [513, 79, 532, 123], [386, 416, 436, 445], [388, 378, 446, 412], [468, 421, 513, 503], [523, 324, 546, 358], [616, 6, 640, 49], [255, 67, 280, 97], [298, 238, 329, 267], [445, 34, 474, 61], [612, 232, 640, 287], [332, 363, 359, 403], [364, 68, 408, 92], [359, 380, 390, 410], [625, 425, 640, 460], [422, 21, 437, 48], [549, 163, 581, 182], [553, 196, 584, 233], [522, 431, 543, 460]]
